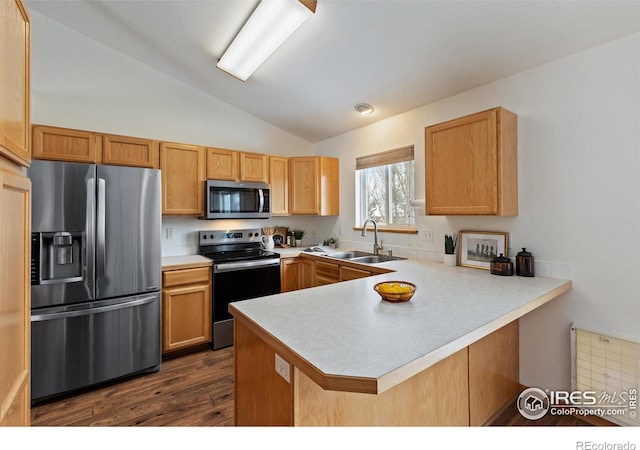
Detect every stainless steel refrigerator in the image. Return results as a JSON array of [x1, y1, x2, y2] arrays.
[[28, 160, 162, 402]]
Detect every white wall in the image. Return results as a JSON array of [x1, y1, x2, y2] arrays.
[[30, 11, 326, 255], [314, 32, 640, 390]]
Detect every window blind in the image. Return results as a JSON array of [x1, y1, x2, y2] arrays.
[[356, 145, 414, 170]]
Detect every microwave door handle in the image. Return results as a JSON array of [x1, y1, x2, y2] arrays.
[[258, 188, 264, 213], [86, 177, 96, 297]]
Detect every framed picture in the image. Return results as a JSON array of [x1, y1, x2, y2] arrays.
[[458, 230, 509, 270]]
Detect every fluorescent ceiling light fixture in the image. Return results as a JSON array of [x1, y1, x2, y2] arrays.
[[217, 0, 316, 81]]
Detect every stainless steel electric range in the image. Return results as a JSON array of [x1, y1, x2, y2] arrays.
[[198, 228, 281, 350]]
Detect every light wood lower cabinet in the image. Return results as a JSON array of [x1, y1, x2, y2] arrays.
[[0, 157, 31, 426], [314, 260, 339, 286], [162, 267, 212, 354], [234, 317, 520, 426], [469, 319, 519, 425], [282, 256, 385, 292], [300, 259, 314, 290], [340, 266, 371, 281], [281, 258, 301, 293]]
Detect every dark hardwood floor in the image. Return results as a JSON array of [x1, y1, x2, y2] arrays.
[[31, 347, 603, 427], [31, 347, 234, 426]]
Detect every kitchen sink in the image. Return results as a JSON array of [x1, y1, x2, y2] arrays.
[[348, 255, 399, 264], [326, 251, 373, 260], [326, 251, 404, 264]]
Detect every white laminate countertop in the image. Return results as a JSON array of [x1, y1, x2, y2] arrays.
[[162, 254, 212, 270], [230, 257, 571, 393]]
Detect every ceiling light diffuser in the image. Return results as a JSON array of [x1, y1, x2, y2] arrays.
[[355, 103, 375, 115], [217, 0, 316, 82]]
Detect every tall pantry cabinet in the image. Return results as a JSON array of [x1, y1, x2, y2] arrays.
[[0, 0, 31, 426]]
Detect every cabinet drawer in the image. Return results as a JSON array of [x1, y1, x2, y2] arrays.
[[315, 261, 339, 285], [340, 266, 371, 281], [163, 267, 211, 288], [315, 260, 338, 278]]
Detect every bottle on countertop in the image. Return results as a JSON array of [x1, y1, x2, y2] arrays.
[[516, 248, 535, 277]]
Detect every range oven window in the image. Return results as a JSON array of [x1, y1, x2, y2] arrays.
[[213, 264, 280, 322]]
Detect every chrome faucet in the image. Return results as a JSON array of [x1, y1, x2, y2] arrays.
[[361, 218, 384, 255]]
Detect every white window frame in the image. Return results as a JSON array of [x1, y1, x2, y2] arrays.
[[355, 146, 416, 229]]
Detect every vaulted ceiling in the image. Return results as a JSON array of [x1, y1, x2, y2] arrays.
[[27, 0, 640, 143]]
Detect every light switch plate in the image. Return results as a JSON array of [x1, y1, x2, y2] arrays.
[[275, 353, 290, 383]]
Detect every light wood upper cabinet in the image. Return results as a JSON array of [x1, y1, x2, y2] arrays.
[[425, 107, 517, 216], [32, 125, 160, 168], [160, 142, 205, 216], [206, 147, 239, 181], [102, 133, 159, 168], [0, 157, 31, 426], [32, 125, 101, 163], [269, 155, 288, 216], [162, 267, 211, 354], [0, 0, 30, 167], [240, 151, 269, 183], [289, 156, 339, 216]]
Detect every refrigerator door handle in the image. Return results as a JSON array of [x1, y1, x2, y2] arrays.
[[86, 177, 96, 296], [96, 177, 106, 289], [31, 294, 158, 322]]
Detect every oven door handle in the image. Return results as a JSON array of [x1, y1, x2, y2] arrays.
[[214, 258, 281, 273]]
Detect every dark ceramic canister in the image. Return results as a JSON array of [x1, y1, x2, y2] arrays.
[[516, 248, 535, 277], [490, 253, 513, 276]]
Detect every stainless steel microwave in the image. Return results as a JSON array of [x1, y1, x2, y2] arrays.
[[203, 180, 271, 219]]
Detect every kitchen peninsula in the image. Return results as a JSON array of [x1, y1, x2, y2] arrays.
[[230, 257, 572, 426]]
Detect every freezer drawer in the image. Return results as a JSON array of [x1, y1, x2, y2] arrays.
[[31, 293, 161, 402]]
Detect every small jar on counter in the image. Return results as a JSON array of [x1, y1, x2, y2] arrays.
[[516, 248, 535, 277], [490, 253, 513, 276]]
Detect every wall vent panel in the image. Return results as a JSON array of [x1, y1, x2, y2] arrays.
[[571, 324, 639, 426]]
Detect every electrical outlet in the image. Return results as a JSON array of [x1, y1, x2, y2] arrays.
[[166, 227, 174, 240], [275, 353, 290, 383], [421, 229, 433, 242]]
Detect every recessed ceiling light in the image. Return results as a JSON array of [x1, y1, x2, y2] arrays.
[[355, 103, 375, 115]]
